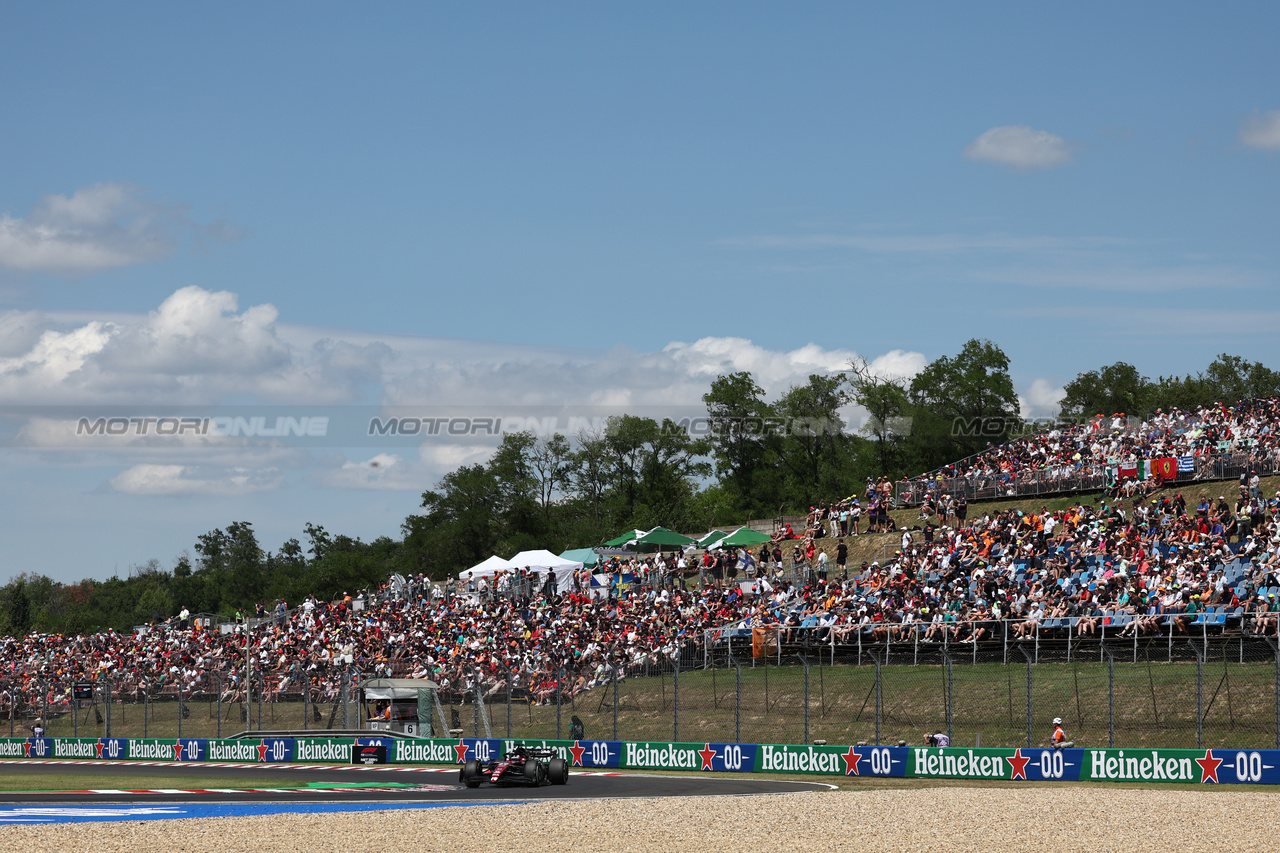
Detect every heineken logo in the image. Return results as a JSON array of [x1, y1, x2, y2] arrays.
[[624, 743, 699, 769], [1089, 750, 1195, 782], [393, 740, 456, 764], [53, 739, 100, 758], [295, 740, 353, 762], [759, 744, 841, 774]]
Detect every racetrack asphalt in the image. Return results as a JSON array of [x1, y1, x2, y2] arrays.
[[0, 761, 832, 804]]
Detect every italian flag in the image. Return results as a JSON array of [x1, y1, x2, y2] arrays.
[[1117, 461, 1151, 481]]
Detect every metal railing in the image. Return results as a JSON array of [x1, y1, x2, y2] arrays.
[[894, 449, 1280, 507]]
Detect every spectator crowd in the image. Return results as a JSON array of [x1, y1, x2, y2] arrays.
[[6, 398, 1280, 725]]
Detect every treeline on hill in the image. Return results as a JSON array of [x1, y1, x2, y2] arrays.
[[0, 342, 1274, 636]]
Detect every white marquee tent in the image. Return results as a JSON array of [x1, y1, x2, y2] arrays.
[[459, 550, 582, 593]]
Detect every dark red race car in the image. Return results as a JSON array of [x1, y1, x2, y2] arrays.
[[460, 745, 569, 788]]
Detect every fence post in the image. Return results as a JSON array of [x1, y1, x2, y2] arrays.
[[354, 670, 363, 730], [105, 676, 112, 738], [1018, 647, 1033, 749], [178, 685, 184, 739], [733, 657, 742, 745], [556, 667, 564, 740], [1265, 638, 1280, 751], [941, 651, 954, 743], [612, 665, 619, 742], [1191, 641, 1204, 750], [1103, 646, 1115, 749], [215, 675, 221, 739], [673, 656, 680, 743], [874, 650, 882, 747], [339, 672, 348, 730], [506, 670, 513, 739], [802, 653, 811, 745]]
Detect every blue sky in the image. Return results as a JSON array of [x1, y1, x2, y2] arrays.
[[1, 3, 1278, 583]]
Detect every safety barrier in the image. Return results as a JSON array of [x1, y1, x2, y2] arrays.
[[1, 735, 1276, 785]]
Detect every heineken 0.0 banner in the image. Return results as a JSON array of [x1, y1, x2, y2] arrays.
[[2, 736, 1277, 785]]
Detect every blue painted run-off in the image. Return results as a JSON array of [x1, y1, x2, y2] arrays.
[[0, 801, 522, 824]]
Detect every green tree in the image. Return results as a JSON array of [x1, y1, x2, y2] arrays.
[[568, 428, 610, 529], [906, 339, 1021, 470], [847, 355, 911, 477], [601, 415, 712, 529], [529, 433, 572, 521], [774, 374, 854, 508], [3, 577, 31, 636], [417, 463, 504, 572], [703, 372, 779, 516], [1058, 362, 1154, 422]]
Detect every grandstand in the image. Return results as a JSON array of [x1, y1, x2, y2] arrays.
[[4, 397, 1280, 747]]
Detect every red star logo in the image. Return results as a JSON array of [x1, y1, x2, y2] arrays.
[[256, 740, 270, 762], [698, 743, 718, 771], [568, 740, 586, 766], [453, 741, 470, 763], [840, 746, 863, 776], [22, 740, 31, 757], [1007, 748, 1030, 780], [172, 741, 184, 761], [95, 740, 105, 759], [1196, 749, 1223, 784]]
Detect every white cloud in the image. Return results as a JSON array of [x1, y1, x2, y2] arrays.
[[319, 453, 422, 491], [101, 285, 290, 377], [0, 287, 932, 480], [0, 311, 46, 357], [418, 444, 497, 472], [1019, 378, 1066, 421], [110, 463, 283, 495], [0, 286, 388, 404], [0, 184, 236, 274], [1240, 110, 1280, 150], [865, 349, 928, 381], [1, 286, 916, 413], [964, 125, 1075, 170], [383, 336, 907, 410]]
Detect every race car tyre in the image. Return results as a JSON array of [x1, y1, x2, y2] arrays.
[[523, 759, 542, 784], [462, 759, 481, 788], [547, 757, 568, 785]]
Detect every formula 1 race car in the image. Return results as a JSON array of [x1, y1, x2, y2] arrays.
[[459, 745, 569, 788]]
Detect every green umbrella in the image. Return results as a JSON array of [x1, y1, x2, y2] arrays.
[[697, 530, 729, 548], [719, 526, 772, 547], [634, 527, 695, 546], [603, 529, 647, 547]]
